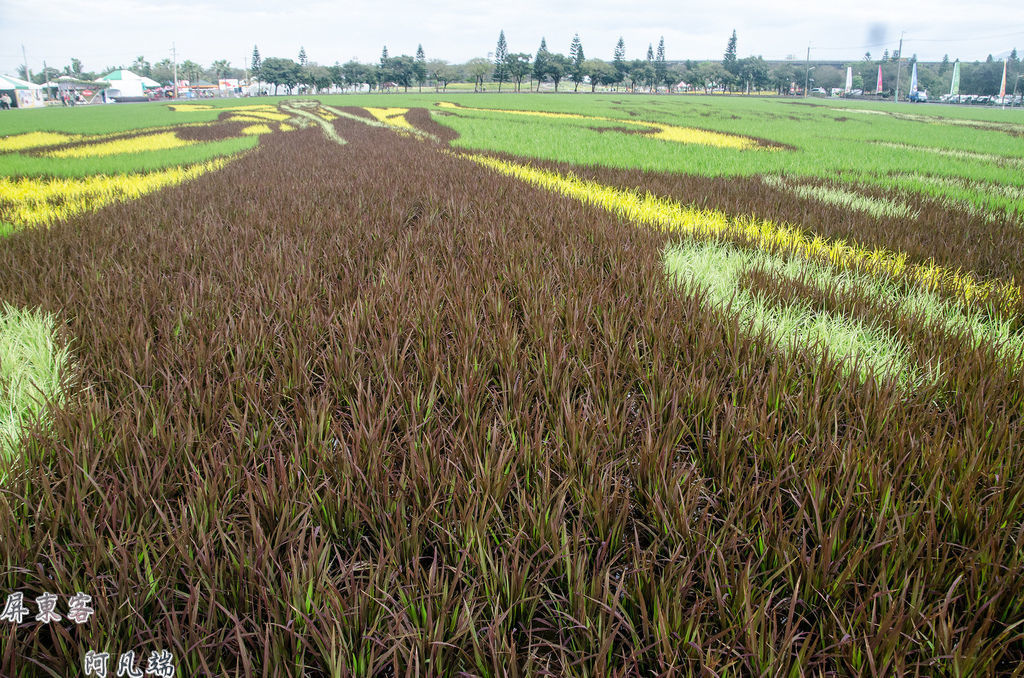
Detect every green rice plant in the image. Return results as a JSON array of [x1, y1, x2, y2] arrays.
[[0, 304, 69, 468], [0, 101, 227, 135], [0, 135, 257, 178]]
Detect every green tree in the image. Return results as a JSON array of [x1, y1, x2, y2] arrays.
[[627, 59, 652, 92], [389, 55, 416, 91], [211, 60, 231, 79], [342, 60, 372, 89], [328, 62, 345, 89], [180, 60, 202, 84], [506, 53, 532, 91], [569, 34, 585, 91], [298, 47, 307, 67], [613, 36, 626, 85], [583, 58, 616, 92], [723, 29, 738, 90], [533, 38, 549, 91], [494, 30, 509, 91], [260, 57, 300, 94], [466, 57, 491, 92], [737, 56, 769, 93], [415, 45, 427, 92], [645, 44, 655, 89], [428, 59, 459, 90], [378, 46, 390, 90], [251, 46, 262, 89], [152, 58, 174, 84], [771, 64, 797, 94], [308, 64, 330, 93], [692, 61, 728, 93], [132, 56, 151, 77], [547, 53, 570, 92], [655, 37, 668, 88]]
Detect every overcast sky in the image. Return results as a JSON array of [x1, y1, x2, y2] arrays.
[[1, 0, 1021, 78]]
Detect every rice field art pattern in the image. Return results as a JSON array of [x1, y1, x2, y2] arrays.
[[433, 100, 779, 150], [1, 94, 1024, 675]]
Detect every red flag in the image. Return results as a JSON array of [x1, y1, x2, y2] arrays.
[[876, 65, 883, 93]]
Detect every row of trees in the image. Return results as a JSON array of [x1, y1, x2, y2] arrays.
[[246, 35, 677, 95], [489, 32, 672, 92], [21, 31, 1020, 98], [249, 45, 465, 94]]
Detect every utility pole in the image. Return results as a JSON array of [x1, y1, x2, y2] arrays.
[[893, 32, 904, 103], [172, 43, 178, 97], [804, 44, 810, 97]]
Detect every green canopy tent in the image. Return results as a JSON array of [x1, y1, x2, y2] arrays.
[[0, 74, 45, 108]]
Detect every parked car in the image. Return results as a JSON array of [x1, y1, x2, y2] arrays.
[[909, 90, 928, 103]]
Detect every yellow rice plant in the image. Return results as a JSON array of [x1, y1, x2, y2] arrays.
[[467, 154, 1023, 316], [0, 132, 81, 153], [240, 124, 274, 136], [364, 107, 415, 130], [0, 158, 230, 228], [47, 132, 196, 158]]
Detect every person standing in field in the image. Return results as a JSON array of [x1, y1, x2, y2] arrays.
[[0, 93, 10, 110]]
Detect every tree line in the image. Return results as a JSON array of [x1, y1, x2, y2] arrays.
[[22, 31, 1021, 98]]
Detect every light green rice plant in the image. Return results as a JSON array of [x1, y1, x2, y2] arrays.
[[0, 303, 70, 469], [665, 239, 1024, 388], [664, 239, 919, 386], [762, 174, 919, 220]]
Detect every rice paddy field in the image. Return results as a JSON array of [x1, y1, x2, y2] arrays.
[[1, 92, 1024, 675]]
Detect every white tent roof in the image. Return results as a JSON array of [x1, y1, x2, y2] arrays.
[[99, 70, 160, 88], [0, 74, 41, 89]]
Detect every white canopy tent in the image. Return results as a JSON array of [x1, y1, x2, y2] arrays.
[[0, 74, 45, 108], [98, 69, 160, 100]]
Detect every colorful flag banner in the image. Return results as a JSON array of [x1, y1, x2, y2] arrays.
[[845, 66, 853, 92], [876, 65, 883, 93], [950, 60, 960, 96], [910, 62, 918, 94], [999, 59, 1008, 98]]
